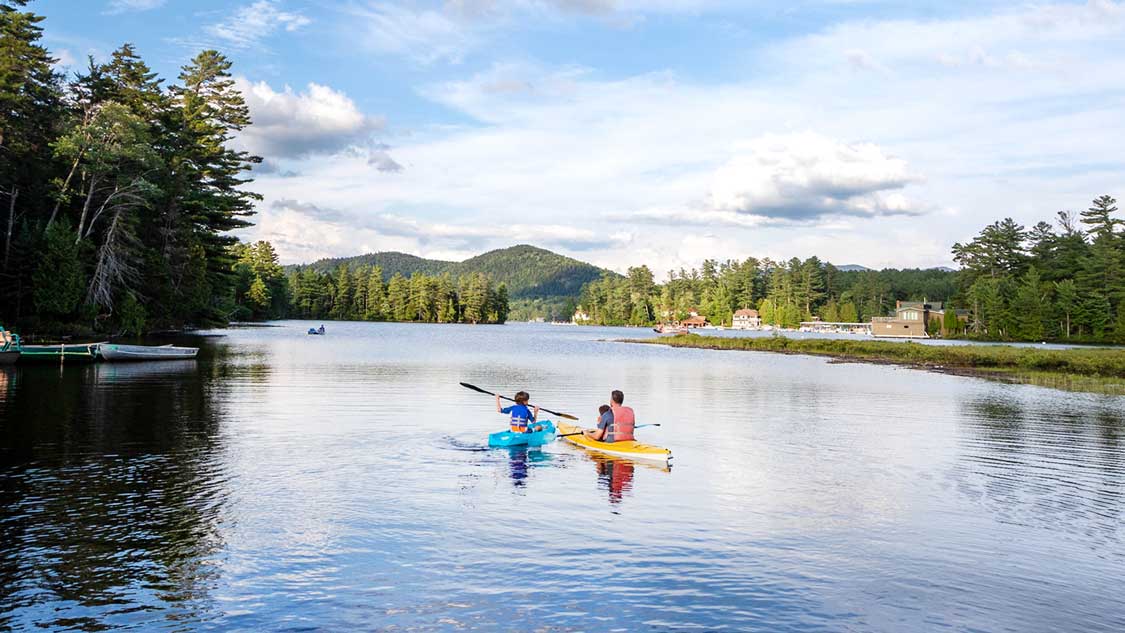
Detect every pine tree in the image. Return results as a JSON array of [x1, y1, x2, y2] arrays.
[[1081, 195, 1120, 243], [838, 301, 859, 323], [32, 220, 84, 318], [365, 267, 385, 320], [1011, 266, 1046, 340], [1054, 279, 1078, 338]]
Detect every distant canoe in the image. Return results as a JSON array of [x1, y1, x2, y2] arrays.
[[19, 342, 103, 362], [99, 344, 198, 362]]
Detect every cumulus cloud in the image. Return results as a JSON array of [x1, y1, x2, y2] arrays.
[[235, 78, 385, 158], [708, 133, 921, 221], [203, 0, 310, 51]]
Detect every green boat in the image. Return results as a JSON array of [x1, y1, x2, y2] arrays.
[[0, 325, 19, 365], [17, 341, 104, 362]]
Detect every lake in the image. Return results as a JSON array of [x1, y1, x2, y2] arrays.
[[1, 321, 1123, 631]]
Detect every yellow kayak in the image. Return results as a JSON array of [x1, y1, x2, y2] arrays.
[[555, 422, 672, 462]]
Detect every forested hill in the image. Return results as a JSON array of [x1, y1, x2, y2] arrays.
[[292, 245, 614, 300]]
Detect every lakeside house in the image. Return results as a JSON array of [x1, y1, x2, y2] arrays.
[[732, 309, 761, 330], [572, 307, 591, 324], [870, 300, 970, 338]]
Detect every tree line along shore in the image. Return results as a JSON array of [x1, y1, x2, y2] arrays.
[[626, 335, 1125, 394], [576, 196, 1124, 345]]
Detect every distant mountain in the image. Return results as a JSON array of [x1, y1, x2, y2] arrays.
[[836, 264, 872, 272], [293, 244, 615, 301]]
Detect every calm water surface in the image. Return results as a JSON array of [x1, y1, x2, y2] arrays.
[[1, 322, 1123, 631]]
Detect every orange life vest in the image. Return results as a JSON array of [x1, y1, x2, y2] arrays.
[[608, 404, 635, 442]]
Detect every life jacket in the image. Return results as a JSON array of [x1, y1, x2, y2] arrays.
[[608, 404, 635, 442], [508, 404, 535, 433]]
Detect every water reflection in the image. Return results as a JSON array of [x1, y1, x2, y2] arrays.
[[505, 447, 554, 488], [0, 350, 230, 630], [957, 393, 1125, 550]]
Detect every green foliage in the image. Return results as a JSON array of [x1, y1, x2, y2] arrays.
[[32, 220, 85, 317], [293, 245, 610, 318], [0, 7, 262, 334], [284, 263, 506, 324], [954, 195, 1123, 342], [116, 291, 146, 336]]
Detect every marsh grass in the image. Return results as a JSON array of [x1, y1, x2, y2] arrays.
[[624, 335, 1125, 394]]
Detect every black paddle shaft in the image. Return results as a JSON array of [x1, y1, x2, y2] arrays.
[[459, 382, 579, 421]]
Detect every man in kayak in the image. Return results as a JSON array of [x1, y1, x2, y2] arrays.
[[584, 390, 635, 442], [497, 391, 541, 433]]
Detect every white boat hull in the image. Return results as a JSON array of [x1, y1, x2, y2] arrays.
[[99, 344, 198, 362]]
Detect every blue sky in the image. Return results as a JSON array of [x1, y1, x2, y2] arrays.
[[39, 0, 1125, 271]]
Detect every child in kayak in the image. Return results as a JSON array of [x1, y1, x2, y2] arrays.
[[584, 404, 613, 441], [497, 392, 541, 433]]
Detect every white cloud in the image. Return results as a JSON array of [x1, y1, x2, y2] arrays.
[[235, 78, 384, 158], [106, 0, 165, 13], [52, 48, 77, 70], [203, 0, 310, 51], [708, 132, 921, 220]]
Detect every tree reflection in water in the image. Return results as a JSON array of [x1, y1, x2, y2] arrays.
[[0, 346, 243, 630]]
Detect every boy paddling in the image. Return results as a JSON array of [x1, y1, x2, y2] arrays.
[[497, 391, 542, 433]]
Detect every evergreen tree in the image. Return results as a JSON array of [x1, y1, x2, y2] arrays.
[[32, 219, 84, 318], [1011, 266, 1046, 340], [838, 301, 858, 323]]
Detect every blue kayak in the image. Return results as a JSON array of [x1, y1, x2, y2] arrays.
[[488, 420, 556, 448]]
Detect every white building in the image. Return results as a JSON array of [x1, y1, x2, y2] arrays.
[[732, 309, 761, 330]]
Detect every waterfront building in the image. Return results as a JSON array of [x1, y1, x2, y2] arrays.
[[732, 309, 761, 330]]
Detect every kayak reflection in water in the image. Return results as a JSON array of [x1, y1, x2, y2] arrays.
[[506, 447, 551, 488], [594, 455, 635, 505]]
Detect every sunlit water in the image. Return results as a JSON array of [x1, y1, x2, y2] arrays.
[[1, 322, 1123, 631]]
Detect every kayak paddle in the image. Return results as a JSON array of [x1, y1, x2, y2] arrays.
[[557, 424, 660, 438], [459, 382, 580, 421]]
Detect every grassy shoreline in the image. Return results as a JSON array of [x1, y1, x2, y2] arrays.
[[622, 335, 1125, 395]]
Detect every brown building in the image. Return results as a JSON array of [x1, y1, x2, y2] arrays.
[[872, 300, 970, 338], [681, 315, 709, 328]]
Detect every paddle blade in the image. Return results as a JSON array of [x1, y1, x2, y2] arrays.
[[459, 382, 493, 396], [556, 412, 580, 421]]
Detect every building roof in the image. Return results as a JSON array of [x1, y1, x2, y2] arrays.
[[681, 315, 708, 325], [897, 300, 943, 311], [734, 309, 759, 317]]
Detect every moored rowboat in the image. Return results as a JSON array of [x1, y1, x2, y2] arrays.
[[18, 342, 103, 362], [99, 344, 198, 362], [554, 421, 671, 462]]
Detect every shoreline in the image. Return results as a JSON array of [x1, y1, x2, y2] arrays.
[[621, 335, 1125, 395]]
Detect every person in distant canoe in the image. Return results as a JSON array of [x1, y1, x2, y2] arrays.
[[585, 390, 635, 442], [318, 325, 325, 334], [497, 391, 541, 433]]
